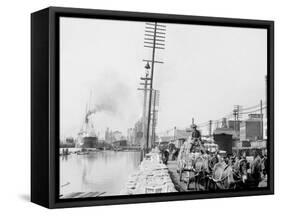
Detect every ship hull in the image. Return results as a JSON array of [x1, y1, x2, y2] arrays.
[[82, 136, 98, 148]]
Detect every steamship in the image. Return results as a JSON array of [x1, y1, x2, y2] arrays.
[[77, 106, 98, 149]]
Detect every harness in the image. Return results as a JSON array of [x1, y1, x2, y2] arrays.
[[209, 164, 233, 189]]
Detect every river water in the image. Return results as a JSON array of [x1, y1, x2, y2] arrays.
[[60, 150, 141, 197]]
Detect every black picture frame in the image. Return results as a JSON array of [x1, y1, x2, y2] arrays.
[[31, 6, 274, 209]]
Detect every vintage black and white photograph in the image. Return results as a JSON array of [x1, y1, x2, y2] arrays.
[[59, 17, 269, 199]]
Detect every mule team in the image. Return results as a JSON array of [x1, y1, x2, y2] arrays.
[[161, 124, 268, 191]]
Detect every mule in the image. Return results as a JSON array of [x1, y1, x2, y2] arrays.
[[208, 162, 235, 190], [187, 155, 210, 191]]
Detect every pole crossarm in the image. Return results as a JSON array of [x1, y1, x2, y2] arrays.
[[144, 38, 165, 42], [145, 30, 166, 35], [144, 34, 166, 39], [144, 41, 165, 46], [144, 45, 165, 49], [142, 59, 164, 64], [137, 88, 154, 91], [140, 77, 151, 80]]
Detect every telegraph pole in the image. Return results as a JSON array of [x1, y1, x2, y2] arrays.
[[264, 75, 267, 139], [233, 105, 242, 135], [174, 126, 176, 141], [151, 90, 159, 148], [144, 22, 166, 152], [137, 62, 151, 153], [260, 99, 263, 139], [208, 120, 212, 137]]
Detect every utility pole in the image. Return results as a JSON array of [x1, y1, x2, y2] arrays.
[[151, 90, 159, 148], [137, 62, 151, 153], [143, 22, 166, 153], [233, 109, 238, 133], [260, 99, 263, 140], [264, 75, 267, 139], [265, 75, 267, 104], [174, 126, 176, 141], [233, 105, 242, 135], [208, 120, 212, 137]]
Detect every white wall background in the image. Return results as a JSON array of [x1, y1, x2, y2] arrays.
[[0, 0, 279, 214]]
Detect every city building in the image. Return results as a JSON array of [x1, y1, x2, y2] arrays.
[[105, 127, 111, 143], [156, 128, 193, 149], [113, 140, 127, 148], [174, 128, 192, 140], [60, 137, 76, 148], [127, 128, 135, 146], [228, 120, 242, 138], [213, 133, 233, 154], [213, 127, 235, 136], [240, 114, 263, 141], [263, 114, 267, 140], [112, 130, 123, 142], [133, 119, 143, 147]]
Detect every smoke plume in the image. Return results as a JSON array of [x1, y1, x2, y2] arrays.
[[90, 81, 131, 116]]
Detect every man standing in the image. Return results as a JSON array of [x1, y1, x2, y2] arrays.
[[251, 150, 262, 186]]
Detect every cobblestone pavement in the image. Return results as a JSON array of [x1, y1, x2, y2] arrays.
[[167, 160, 192, 192]]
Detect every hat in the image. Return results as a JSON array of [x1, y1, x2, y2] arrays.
[[190, 124, 197, 128]]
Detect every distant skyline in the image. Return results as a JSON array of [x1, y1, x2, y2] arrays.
[[60, 17, 267, 138]]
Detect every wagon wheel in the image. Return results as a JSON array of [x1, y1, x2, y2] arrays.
[[178, 161, 185, 182], [187, 177, 191, 190], [186, 170, 194, 190], [179, 168, 183, 181], [179, 165, 187, 182]]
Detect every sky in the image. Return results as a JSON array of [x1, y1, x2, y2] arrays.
[[60, 17, 267, 138]]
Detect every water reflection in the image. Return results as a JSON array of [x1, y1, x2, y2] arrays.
[[60, 151, 141, 196]]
